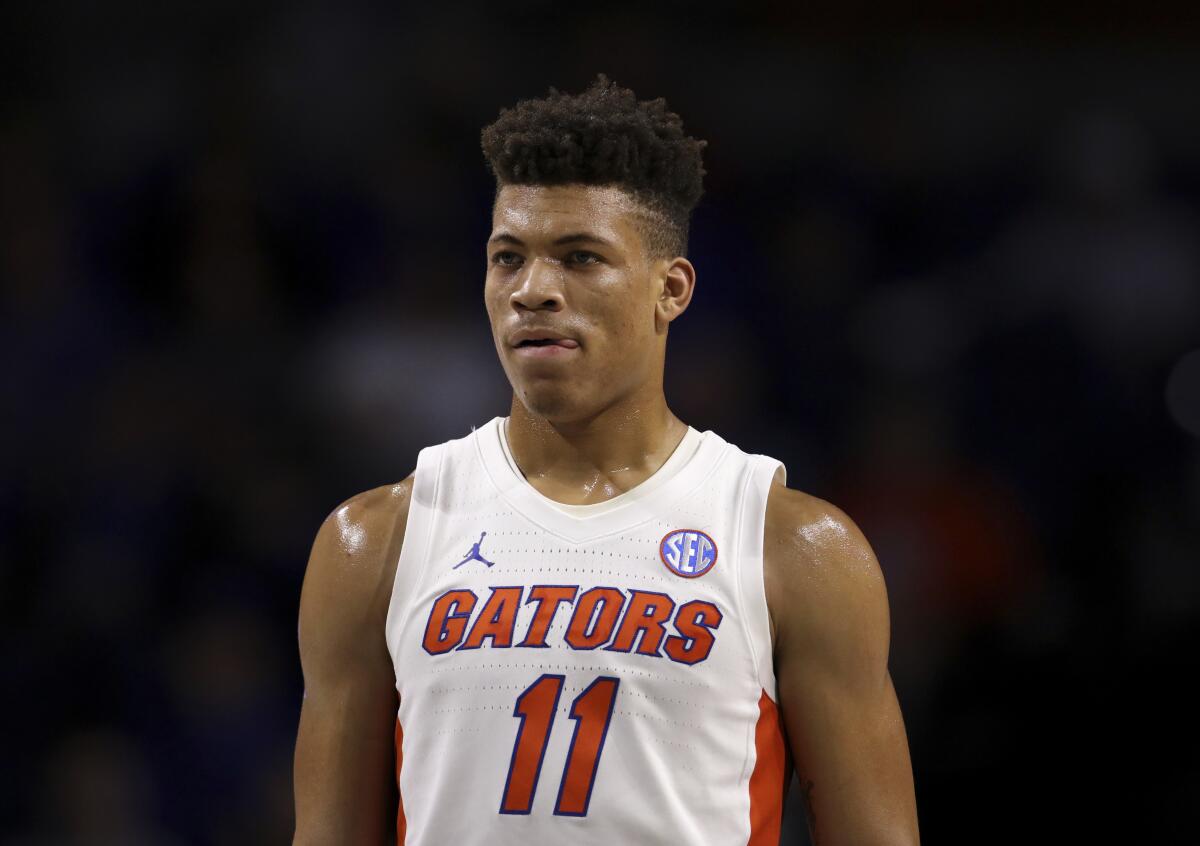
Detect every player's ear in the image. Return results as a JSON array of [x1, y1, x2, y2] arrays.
[[654, 257, 695, 333]]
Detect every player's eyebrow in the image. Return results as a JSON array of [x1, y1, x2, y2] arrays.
[[488, 232, 615, 248], [551, 232, 615, 248], [488, 232, 524, 246]]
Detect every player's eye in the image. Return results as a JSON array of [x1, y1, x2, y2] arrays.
[[567, 250, 602, 266], [491, 251, 523, 267]]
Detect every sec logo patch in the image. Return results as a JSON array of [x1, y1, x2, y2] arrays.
[[659, 529, 718, 578]]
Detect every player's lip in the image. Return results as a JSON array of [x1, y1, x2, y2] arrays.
[[509, 328, 581, 349]]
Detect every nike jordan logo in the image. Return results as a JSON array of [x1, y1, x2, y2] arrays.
[[453, 531, 496, 569]]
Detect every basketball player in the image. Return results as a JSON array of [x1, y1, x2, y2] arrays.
[[292, 76, 920, 845]]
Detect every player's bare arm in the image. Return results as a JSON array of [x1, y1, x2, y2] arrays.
[[765, 474, 920, 846], [293, 477, 413, 845]]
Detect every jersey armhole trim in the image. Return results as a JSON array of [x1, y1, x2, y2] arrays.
[[733, 453, 785, 703], [384, 443, 445, 663]]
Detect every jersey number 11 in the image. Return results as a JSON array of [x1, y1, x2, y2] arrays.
[[499, 674, 620, 817]]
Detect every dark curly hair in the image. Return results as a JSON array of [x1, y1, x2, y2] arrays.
[[480, 75, 707, 258]]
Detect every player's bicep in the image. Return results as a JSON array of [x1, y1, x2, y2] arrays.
[[776, 653, 915, 845], [768, 493, 919, 846], [293, 488, 407, 845], [293, 675, 397, 844]]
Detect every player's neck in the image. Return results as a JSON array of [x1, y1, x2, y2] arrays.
[[505, 391, 689, 506]]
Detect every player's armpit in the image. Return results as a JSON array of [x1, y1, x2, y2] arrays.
[[293, 477, 413, 846], [764, 485, 920, 846]]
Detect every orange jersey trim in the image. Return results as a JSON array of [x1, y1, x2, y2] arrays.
[[395, 717, 407, 844], [747, 690, 789, 845]]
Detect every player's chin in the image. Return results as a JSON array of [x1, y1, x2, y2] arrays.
[[515, 379, 592, 420]]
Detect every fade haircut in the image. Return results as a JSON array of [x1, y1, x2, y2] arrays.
[[480, 74, 707, 259]]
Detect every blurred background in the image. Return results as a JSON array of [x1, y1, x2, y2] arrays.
[[2, 3, 1198, 844]]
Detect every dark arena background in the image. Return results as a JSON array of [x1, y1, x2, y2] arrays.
[[2, 4, 1199, 844]]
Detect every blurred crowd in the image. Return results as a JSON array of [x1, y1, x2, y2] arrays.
[[2, 5, 1198, 844]]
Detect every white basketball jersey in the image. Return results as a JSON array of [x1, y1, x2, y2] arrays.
[[384, 416, 789, 845]]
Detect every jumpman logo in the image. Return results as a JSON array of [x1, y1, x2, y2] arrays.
[[453, 531, 496, 569]]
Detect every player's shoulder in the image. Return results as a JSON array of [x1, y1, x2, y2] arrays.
[[304, 422, 480, 585], [764, 475, 870, 560], [302, 476, 416, 618], [318, 476, 416, 553], [762, 479, 889, 644]]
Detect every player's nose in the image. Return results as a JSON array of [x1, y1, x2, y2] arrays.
[[510, 257, 564, 312]]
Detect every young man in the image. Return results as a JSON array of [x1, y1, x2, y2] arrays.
[[293, 77, 920, 845]]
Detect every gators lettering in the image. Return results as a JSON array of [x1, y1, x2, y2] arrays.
[[422, 585, 721, 665]]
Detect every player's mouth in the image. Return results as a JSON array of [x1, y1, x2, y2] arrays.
[[510, 330, 581, 358]]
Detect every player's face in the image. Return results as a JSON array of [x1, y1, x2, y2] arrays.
[[485, 184, 665, 422]]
